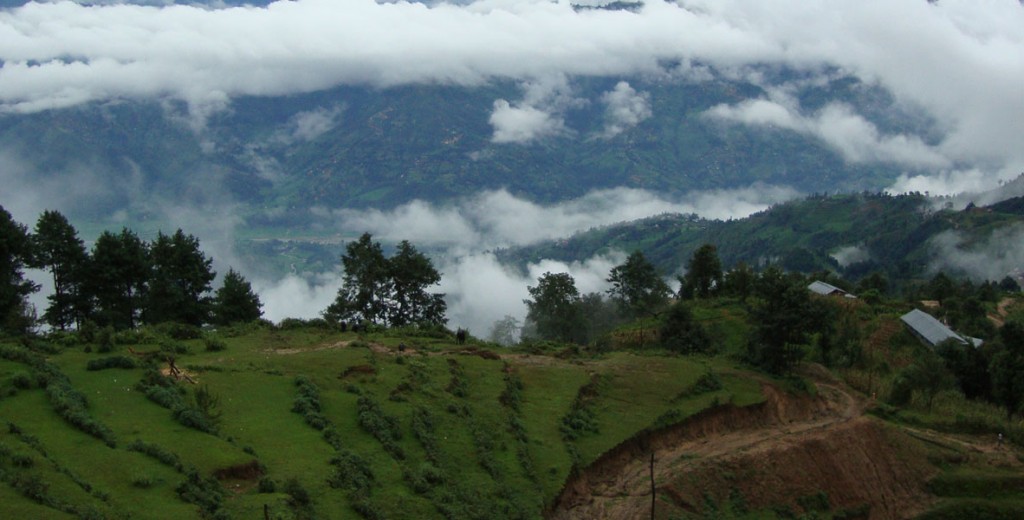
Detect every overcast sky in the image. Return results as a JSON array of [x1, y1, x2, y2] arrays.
[[1, 0, 1023, 192]]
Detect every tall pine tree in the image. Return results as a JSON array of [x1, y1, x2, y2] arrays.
[[31, 210, 89, 330], [212, 268, 263, 325], [90, 228, 150, 329], [0, 206, 37, 334], [146, 230, 215, 326]]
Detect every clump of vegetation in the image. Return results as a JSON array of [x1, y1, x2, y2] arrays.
[[291, 376, 328, 430], [560, 375, 603, 441], [135, 370, 220, 434], [85, 355, 136, 371], [445, 358, 469, 398], [203, 336, 227, 352], [356, 395, 404, 459], [674, 369, 724, 401]]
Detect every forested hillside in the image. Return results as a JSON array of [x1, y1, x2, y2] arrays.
[[500, 190, 1024, 291]]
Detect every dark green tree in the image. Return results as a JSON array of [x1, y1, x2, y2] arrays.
[[746, 266, 817, 374], [856, 271, 889, 295], [387, 240, 446, 326], [660, 302, 712, 354], [721, 262, 755, 301], [898, 353, 956, 411], [324, 233, 391, 325], [577, 292, 621, 346], [998, 276, 1020, 293], [30, 210, 90, 330], [990, 322, 1024, 420], [936, 338, 992, 401], [680, 244, 722, 299], [606, 251, 670, 319], [89, 228, 150, 329], [524, 272, 583, 343], [0, 206, 37, 334], [212, 268, 263, 325], [145, 230, 215, 326]]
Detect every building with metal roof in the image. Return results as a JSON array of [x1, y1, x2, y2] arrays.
[[807, 281, 856, 299], [900, 308, 983, 348]]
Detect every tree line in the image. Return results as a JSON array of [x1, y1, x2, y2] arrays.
[[0, 206, 262, 335]]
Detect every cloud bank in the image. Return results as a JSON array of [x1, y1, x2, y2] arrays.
[[1, 0, 1022, 178], [328, 184, 799, 253]]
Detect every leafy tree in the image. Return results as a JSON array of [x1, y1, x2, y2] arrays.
[[524, 272, 583, 343], [925, 272, 957, 304], [991, 322, 1024, 420], [660, 302, 712, 354], [746, 266, 819, 374], [898, 353, 956, 411], [325, 233, 390, 325], [936, 339, 992, 401], [387, 240, 446, 326], [212, 268, 263, 325], [576, 292, 621, 346], [325, 234, 446, 327], [145, 230, 215, 327], [89, 228, 150, 329], [606, 251, 670, 319], [0, 206, 37, 334], [856, 271, 889, 295], [720, 262, 755, 301], [680, 244, 722, 299], [31, 210, 90, 330], [998, 276, 1020, 293]]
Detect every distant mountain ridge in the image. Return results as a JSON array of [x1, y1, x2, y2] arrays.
[[498, 188, 1024, 286], [2, 74, 912, 225]]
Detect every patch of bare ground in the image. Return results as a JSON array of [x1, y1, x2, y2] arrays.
[[547, 368, 938, 520]]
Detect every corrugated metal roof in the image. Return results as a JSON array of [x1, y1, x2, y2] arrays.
[[808, 281, 844, 296], [900, 309, 967, 347]]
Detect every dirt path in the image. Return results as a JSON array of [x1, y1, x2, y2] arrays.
[[547, 369, 935, 520]]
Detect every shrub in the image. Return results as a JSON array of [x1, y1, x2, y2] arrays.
[[10, 370, 34, 390], [153, 322, 203, 340], [328, 450, 375, 494], [356, 396, 404, 459], [203, 336, 227, 352], [96, 327, 116, 353], [283, 477, 311, 507], [86, 356, 137, 371], [258, 478, 276, 493], [127, 440, 184, 471]]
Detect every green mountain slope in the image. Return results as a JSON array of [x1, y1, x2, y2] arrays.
[[499, 191, 1024, 285], [1, 75, 910, 221]]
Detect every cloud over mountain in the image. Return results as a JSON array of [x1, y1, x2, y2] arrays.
[[1, 0, 1021, 173]]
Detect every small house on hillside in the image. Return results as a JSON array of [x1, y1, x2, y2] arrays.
[[900, 309, 983, 349], [807, 281, 856, 299]]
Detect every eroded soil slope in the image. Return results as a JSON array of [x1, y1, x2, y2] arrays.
[[548, 373, 936, 519]]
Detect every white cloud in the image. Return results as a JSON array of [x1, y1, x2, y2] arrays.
[[275, 104, 345, 144], [489, 99, 566, 144], [331, 184, 799, 252], [706, 97, 951, 169], [0, 0, 1020, 177], [830, 245, 870, 267], [599, 81, 651, 138], [928, 225, 1024, 283]]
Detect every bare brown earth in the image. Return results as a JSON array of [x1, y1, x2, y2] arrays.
[[547, 369, 938, 520]]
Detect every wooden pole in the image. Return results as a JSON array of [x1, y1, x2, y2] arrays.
[[650, 451, 656, 520]]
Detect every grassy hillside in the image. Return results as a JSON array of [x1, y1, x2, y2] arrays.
[[0, 321, 763, 519], [3, 295, 1024, 519]]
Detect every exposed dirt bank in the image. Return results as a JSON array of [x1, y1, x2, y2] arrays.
[[547, 375, 935, 519]]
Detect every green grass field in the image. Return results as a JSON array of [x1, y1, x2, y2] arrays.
[[0, 324, 771, 519]]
